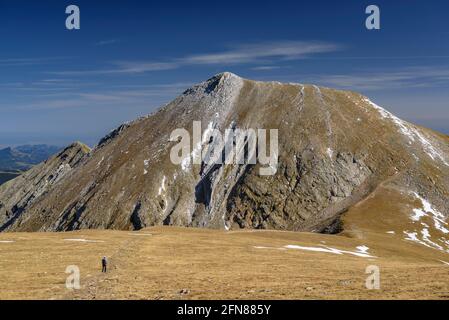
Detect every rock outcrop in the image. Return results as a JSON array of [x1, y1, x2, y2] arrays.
[[0, 142, 90, 231]]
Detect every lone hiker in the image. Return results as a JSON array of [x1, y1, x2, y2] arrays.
[[101, 256, 108, 273]]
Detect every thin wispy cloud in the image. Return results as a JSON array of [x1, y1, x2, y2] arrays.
[[40, 79, 76, 83], [4, 82, 192, 111], [110, 61, 178, 73], [0, 79, 98, 93], [302, 55, 449, 61], [181, 41, 340, 64], [309, 66, 449, 91], [251, 66, 282, 71], [13, 99, 89, 111], [51, 41, 341, 76], [52, 61, 178, 75], [95, 39, 120, 46], [0, 57, 70, 67]]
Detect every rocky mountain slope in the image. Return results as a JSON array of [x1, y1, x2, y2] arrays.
[[0, 73, 448, 255], [0, 142, 90, 231]]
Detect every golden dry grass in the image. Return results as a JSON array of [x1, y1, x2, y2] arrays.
[[1, 226, 448, 300]]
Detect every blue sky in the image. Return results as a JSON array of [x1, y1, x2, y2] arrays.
[[1, 0, 449, 147]]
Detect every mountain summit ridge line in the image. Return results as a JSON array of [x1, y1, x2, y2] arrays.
[[0, 72, 447, 238]]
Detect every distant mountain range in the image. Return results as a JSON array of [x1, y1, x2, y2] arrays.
[[0, 144, 61, 172]]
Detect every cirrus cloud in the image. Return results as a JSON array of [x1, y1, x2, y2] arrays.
[[50, 40, 341, 76]]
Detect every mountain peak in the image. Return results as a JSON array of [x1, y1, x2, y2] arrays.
[[1, 73, 448, 239], [205, 71, 242, 87], [68, 141, 91, 153], [215, 71, 240, 79]]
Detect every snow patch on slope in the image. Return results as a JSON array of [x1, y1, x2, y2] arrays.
[[64, 238, 105, 243], [411, 193, 449, 234], [364, 98, 449, 166], [158, 176, 167, 195], [181, 121, 215, 172], [143, 159, 150, 175], [356, 245, 370, 254], [255, 244, 375, 258], [284, 244, 374, 258], [404, 192, 449, 253]]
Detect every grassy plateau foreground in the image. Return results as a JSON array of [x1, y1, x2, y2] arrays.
[[1, 226, 448, 300]]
